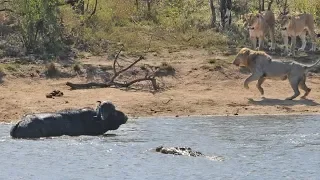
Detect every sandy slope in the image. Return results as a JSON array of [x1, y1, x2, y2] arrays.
[[1, 48, 320, 123]]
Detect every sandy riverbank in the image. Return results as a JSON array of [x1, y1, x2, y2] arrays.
[[1, 48, 320, 123]]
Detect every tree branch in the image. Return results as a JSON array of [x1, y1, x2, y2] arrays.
[[112, 45, 124, 76], [88, 0, 97, 19], [0, 8, 14, 12], [268, 0, 274, 10], [66, 82, 109, 90], [111, 56, 144, 80], [66, 53, 158, 91], [65, 34, 159, 91]]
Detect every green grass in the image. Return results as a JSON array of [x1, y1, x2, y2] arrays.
[[0, 63, 21, 72], [208, 59, 216, 64], [0, 66, 5, 75], [202, 56, 235, 71]]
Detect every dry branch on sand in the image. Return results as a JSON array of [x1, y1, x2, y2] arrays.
[[65, 48, 159, 91]]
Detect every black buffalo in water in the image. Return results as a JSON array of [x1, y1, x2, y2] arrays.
[[10, 101, 128, 139]]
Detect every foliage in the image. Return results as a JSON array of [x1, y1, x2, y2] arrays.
[[10, 0, 65, 55], [3, 0, 320, 60], [155, 0, 210, 32], [289, 0, 320, 21]]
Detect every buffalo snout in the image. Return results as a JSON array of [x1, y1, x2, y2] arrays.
[[107, 110, 128, 130]]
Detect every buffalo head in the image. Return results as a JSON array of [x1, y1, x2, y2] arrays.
[[96, 101, 128, 130]]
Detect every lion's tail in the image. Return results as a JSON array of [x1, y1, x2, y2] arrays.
[[304, 59, 320, 71]]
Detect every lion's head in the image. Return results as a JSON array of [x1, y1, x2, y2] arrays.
[[233, 48, 271, 67], [233, 48, 252, 67], [278, 13, 291, 30], [243, 13, 262, 30]]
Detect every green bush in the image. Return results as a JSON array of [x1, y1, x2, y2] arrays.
[[11, 0, 64, 55], [2, 0, 233, 58], [290, 0, 320, 19]]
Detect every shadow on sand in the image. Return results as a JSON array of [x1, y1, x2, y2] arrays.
[[248, 97, 320, 106]]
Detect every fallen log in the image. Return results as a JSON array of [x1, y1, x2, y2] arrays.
[[65, 48, 159, 91]]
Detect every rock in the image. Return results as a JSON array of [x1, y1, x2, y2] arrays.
[[46, 90, 64, 98]]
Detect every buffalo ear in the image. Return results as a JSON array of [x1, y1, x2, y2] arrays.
[[99, 101, 116, 121]]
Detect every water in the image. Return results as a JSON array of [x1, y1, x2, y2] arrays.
[[0, 115, 319, 180]]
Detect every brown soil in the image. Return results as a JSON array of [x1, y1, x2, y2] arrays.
[[1, 48, 320, 123]]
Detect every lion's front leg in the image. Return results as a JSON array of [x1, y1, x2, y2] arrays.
[[250, 36, 257, 50], [281, 32, 289, 55], [244, 73, 263, 89], [257, 36, 264, 50], [289, 36, 297, 56], [298, 32, 307, 51]]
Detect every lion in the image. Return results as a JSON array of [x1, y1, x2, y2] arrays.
[[243, 10, 276, 51], [232, 48, 320, 100], [278, 12, 317, 56]]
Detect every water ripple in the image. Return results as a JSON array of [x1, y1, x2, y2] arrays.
[[0, 115, 319, 180]]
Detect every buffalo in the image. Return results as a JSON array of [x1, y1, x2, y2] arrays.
[[10, 101, 128, 139]]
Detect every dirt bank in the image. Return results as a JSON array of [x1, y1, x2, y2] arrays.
[[1, 48, 320, 123]]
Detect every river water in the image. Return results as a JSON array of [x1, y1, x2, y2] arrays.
[[0, 115, 319, 180]]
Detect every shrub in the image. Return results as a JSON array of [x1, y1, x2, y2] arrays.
[[45, 62, 59, 77], [11, 0, 64, 55]]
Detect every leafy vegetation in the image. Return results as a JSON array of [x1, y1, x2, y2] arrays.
[[0, 0, 319, 60]]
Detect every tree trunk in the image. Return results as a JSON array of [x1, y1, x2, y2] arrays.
[[78, 0, 84, 15], [147, 0, 151, 15], [88, 0, 97, 19], [267, 0, 274, 10], [226, 0, 232, 26], [209, 0, 216, 28], [135, 0, 139, 11], [283, 0, 288, 14], [261, 0, 265, 11], [220, 0, 226, 29]]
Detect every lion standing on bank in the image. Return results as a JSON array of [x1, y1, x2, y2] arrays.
[[278, 12, 317, 56], [232, 48, 320, 100], [243, 10, 276, 51]]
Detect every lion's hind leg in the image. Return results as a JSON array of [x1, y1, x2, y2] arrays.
[[256, 77, 266, 95], [306, 17, 317, 51], [286, 76, 301, 100], [299, 75, 311, 99]]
